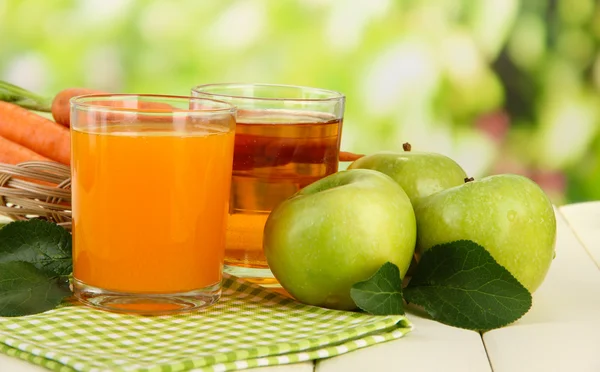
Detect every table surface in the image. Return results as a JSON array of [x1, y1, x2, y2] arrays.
[[1, 202, 599, 372]]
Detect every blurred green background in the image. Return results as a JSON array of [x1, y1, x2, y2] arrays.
[[1, 0, 599, 205]]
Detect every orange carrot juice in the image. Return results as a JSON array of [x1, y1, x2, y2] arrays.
[[71, 124, 235, 294]]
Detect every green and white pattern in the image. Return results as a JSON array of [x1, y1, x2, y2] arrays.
[[0, 274, 412, 371]]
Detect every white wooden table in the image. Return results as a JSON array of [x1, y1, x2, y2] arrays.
[[1, 202, 599, 372]]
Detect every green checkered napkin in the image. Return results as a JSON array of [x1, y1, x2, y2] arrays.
[[0, 274, 412, 372]]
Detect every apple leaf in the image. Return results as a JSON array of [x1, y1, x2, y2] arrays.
[[0, 220, 73, 316], [0, 219, 72, 277], [0, 261, 72, 317], [350, 262, 405, 315], [404, 240, 532, 331]]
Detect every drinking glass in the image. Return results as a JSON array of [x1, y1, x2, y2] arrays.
[[191, 84, 345, 285], [70, 94, 236, 314]]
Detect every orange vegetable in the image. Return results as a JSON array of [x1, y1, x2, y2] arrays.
[[0, 135, 50, 165], [52, 89, 180, 127], [51, 88, 104, 127], [0, 101, 71, 165], [1, 80, 366, 166], [339, 151, 364, 162]]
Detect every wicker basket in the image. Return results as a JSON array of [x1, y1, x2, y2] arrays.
[[0, 161, 72, 230]]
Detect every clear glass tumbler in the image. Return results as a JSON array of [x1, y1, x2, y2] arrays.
[[191, 84, 345, 286], [70, 94, 236, 314]]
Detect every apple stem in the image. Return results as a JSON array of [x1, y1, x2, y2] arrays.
[[464, 177, 475, 183], [402, 142, 412, 152]]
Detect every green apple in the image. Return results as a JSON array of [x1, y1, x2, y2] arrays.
[[414, 174, 556, 293], [347, 143, 468, 206], [263, 169, 417, 310]]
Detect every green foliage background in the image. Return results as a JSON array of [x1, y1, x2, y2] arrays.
[[1, 0, 599, 204]]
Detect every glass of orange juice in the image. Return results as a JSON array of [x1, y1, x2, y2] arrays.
[[191, 84, 345, 286], [70, 94, 236, 314]]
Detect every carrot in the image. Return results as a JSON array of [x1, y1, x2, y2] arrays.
[[54, 89, 185, 127], [2, 81, 216, 127], [51, 88, 104, 127], [0, 81, 105, 127], [0, 102, 71, 165], [339, 151, 364, 162], [1, 81, 365, 166], [0, 135, 62, 188], [0, 135, 50, 165]]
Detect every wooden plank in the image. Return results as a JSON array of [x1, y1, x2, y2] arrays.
[[484, 322, 600, 372], [315, 313, 491, 372], [0, 354, 49, 372], [483, 207, 600, 372], [0, 352, 315, 372], [248, 362, 315, 372], [560, 201, 600, 269]]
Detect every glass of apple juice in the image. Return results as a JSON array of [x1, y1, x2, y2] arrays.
[[70, 94, 236, 314], [191, 83, 345, 287]]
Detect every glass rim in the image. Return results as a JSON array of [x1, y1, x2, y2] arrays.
[[70, 93, 237, 114], [191, 83, 345, 102]]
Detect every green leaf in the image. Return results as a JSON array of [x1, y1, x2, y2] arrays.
[[0, 219, 72, 277], [404, 240, 532, 331], [0, 261, 71, 317], [350, 262, 405, 315], [0, 80, 52, 112]]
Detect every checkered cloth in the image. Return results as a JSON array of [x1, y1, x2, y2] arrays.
[[0, 274, 412, 372]]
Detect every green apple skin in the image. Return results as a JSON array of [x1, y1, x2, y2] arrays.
[[348, 151, 468, 206], [263, 169, 417, 311], [414, 174, 556, 293]]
